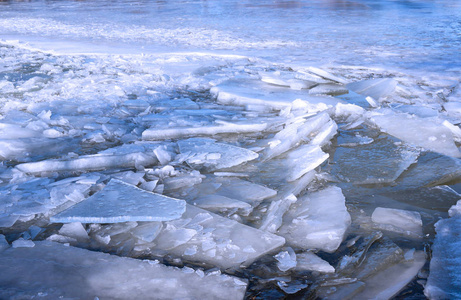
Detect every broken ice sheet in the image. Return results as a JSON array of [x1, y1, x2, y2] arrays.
[[142, 120, 268, 141], [51, 179, 186, 223], [346, 78, 397, 100], [177, 138, 259, 171], [134, 204, 285, 270], [368, 109, 461, 158], [15, 142, 159, 174], [332, 136, 419, 185], [210, 79, 344, 111], [0, 241, 247, 300], [277, 186, 351, 253], [371, 207, 423, 238]]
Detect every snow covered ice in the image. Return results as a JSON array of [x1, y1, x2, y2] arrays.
[[1, 0, 460, 298]]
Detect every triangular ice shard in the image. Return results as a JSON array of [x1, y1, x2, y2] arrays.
[[51, 179, 186, 223]]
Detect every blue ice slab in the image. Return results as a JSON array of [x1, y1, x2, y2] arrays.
[[51, 179, 186, 223]]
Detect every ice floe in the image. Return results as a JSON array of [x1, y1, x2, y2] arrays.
[[51, 179, 186, 223], [0, 241, 247, 299]]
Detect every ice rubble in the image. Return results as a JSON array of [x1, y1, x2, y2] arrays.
[[0, 241, 248, 300], [425, 200, 461, 299], [51, 179, 186, 223]]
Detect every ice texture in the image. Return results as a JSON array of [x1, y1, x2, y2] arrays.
[[142, 121, 268, 140], [178, 138, 258, 171], [347, 78, 397, 100], [371, 207, 423, 238], [425, 200, 461, 299], [369, 110, 461, 158], [146, 204, 286, 269], [51, 179, 186, 223], [16, 150, 157, 174], [0, 241, 247, 300], [295, 251, 335, 273], [278, 186, 351, 253], [332, 136, 418, 184], [211, 79, 344, 111]]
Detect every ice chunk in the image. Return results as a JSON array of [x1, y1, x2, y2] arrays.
[[0, 137, 78, 162], [142, 121, 268, 140], [51, 179, 186, 223], [274, 247, 297, 272], [353, 251, 425, 299], [193, 195, 252, 215], [371, 207, 423, 237], [16, 152, 157, 174], [301, 67, 349, 84], [178, 138, 258, 171], [443, 101, 461, 119], [12, 238, 35, 248], [259, 71, 316, 90], [214, 177, 277, 207], [0, 241, 247, 299], [425, 201, 461, 299], [332, 136, 419, 184], [211, 79, 343, 111], [368, 110, 461, 158], [308, 83, 348, 96], [0, 235, 10, 252], [147, 205, 285, 269], [347, 78, 397, 100], [131, 222, 163, 243], [278, 186, 351, 253], [263, 112, 333, 161], [296, 251, 335, 273], [58, 222, 89, 241]]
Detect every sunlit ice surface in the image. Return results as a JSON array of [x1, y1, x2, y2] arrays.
[[0, 0, 460, 299]]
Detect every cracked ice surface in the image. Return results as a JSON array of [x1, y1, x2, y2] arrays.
[[51, 179, 186, 223], [0, 1, 460, 298], [0, 241, 248, 300]]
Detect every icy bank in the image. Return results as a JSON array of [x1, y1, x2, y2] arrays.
[[0, 241, 248, 300]]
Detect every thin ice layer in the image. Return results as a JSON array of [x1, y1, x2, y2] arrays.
[[177, 138, 258, 171], [277, 186, 351, 253], [147, 204, 285, 269], [347, 78, 397, 100], [51, 179, 186, 223], [368, 110, 461, 158], [0, 241, 247, 300], [332, 136, 419, 184]]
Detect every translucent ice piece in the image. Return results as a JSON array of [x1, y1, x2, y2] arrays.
[[302, 67, 349, 84], [214, 177, 277, 207], [308, 83, 348, 96], [332, 137, 419, 184], [51, 179, 186, 223], [151, 204, 285, 269], [0, 234, 9, 252], [142, 121, 268, 141], [16, 152, 156, 174], [371, 207, 423, 238], [263, 112, 333, 161], [295, 251, 335, 273], [278, 186, 351, 253], [274, 247, 297, 272], [347, 78, 397, 100], [369, 110, 461, 158], [193, 195, 252, 215], [425, 203, 461, 299], [0, 241, 247, 300], [0, 137, 77, 162], [178, 138, 258, 171]]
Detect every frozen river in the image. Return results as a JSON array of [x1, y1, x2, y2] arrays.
[[0, 0, 461, 299]]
